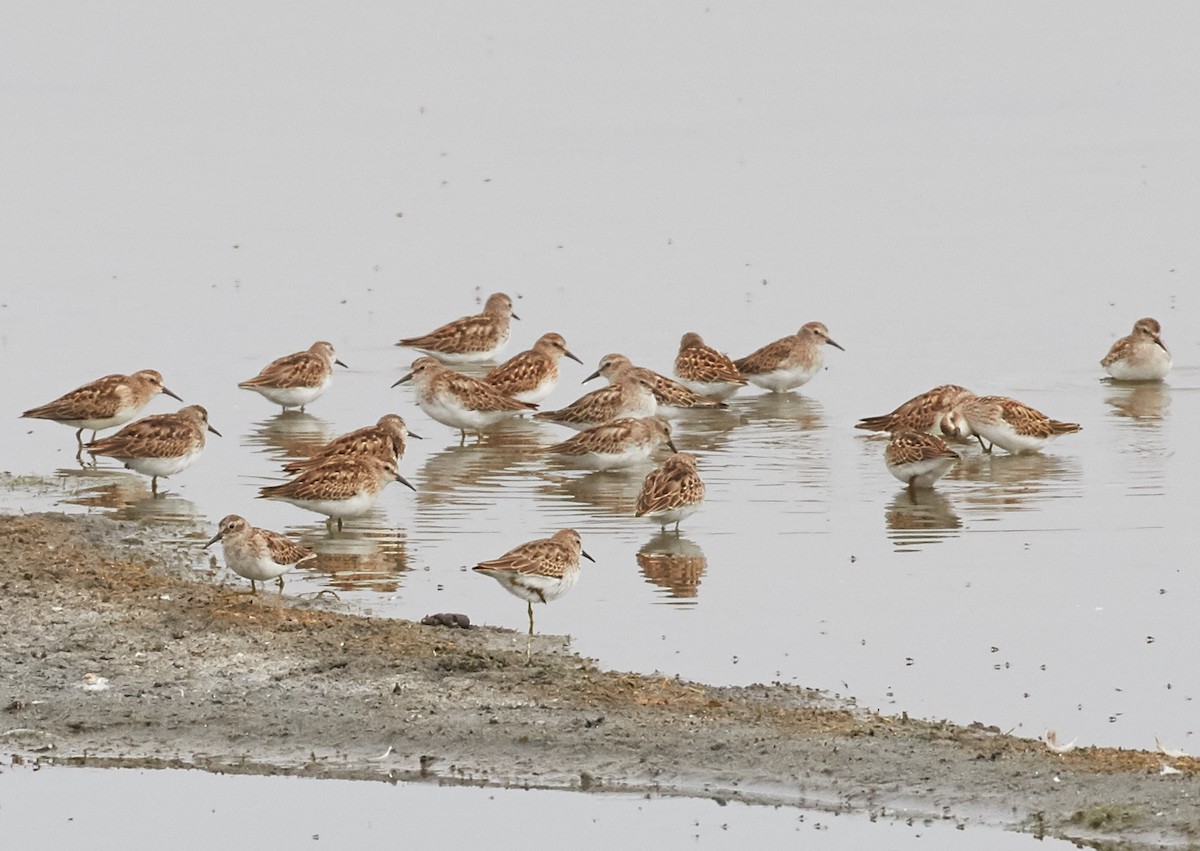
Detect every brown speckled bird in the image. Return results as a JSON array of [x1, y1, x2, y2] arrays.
[[281, 414, 420, 475], [673, 332, 747, 401], [483, 332, 582, 403], [87, 405, 220, 495], [22, 369, 182, 456], [204, 514, 316, 593], [396, 292, 519, 363], [856, 385, 975, 436], [942, 396, 1081, 455], [238, 341, 347, 412], [734, 321, 843, 393], [884, 431, 959, 490], [635, 452, 705, 532]]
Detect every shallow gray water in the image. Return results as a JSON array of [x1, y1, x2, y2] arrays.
[[0, 765, 1077, 850], [3, 0, 1198, 774]]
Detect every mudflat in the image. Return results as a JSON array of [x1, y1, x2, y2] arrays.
[[1, 511, 1196, 848]]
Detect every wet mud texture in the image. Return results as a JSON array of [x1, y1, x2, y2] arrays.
[[1, 512, 1198, 848]]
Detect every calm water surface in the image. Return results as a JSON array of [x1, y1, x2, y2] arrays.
[[0, 765, 1079, 850], [2, 0, 1198, 807]]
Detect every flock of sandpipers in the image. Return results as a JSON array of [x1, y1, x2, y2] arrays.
[[18, 294, 1171, 633]]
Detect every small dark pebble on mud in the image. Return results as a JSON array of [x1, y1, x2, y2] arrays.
[[420, 612, 473, 629]]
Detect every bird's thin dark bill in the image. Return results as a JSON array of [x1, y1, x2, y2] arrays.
[[826, 339, 845, 351], [335, 359, 349, 368], [208, 425, 223, 437], [391, 373, 414, 388], [582, 370, 601, 383], [163, 387, 184, 402], [396, 473, 417, 492], [581, 549, 596, 562], [408, 430, 424, 440], [203, 532, 222, 548], [564, 350, 583, 365]]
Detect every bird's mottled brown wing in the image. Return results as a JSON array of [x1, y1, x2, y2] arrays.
[[484, 351, 551, 395], [260, 459, 375, 501], [1100, 337, 1133, 368], [675, 346, 745, 385], [636, 461, 704, 515], [260, 528, 316, 565], [548, 419, 638, 455], [856, 385, 973, 432], [88, 412, 200, 458], [997, 399, 1081, 439], [240, 352, 328, 389], [886, 432, 958, 466], [733, 337, 793, 375], [23, 374, 132, 421], [534, 384, 620, 423], [650, 374, 725, 408], [474, 539, 570, 579], [444, 371, 537, 412], [399, 314, 504, 354], [282, 427, 397, 474]]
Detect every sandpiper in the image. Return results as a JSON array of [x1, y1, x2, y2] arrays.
[[259, 455, 414, 531], [392, 356, 536, 442], [885, 430, 960, 490], [1101, 317, 1171, 381], [21, 369, 182, 457], [534, 370, 657, 430], [734, 321, 843, 393], [472, 528, 594, 635], [238, 341, 347, 412], [548, 415, 676, 471], [396, 292, 519, 363], [281, 414, 421, 475], [635, 452, 705, 532], [674, 332, 747, 401], [204, 514, 316, 593], [942, 396, 1081, 455], [583, 353, 725, 415], [86, 404, 220, 495], [856, 385, 975, 435], [483, 332, 582, 403]]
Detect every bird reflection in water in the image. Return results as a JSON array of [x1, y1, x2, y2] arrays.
[[952, 452, 1082, 515], [56, 467, 202, 524], [1104, 382, 1170, 424], [244, 411, 333, 460], [885, 488, 962, 552], [290, 523, 409, 593], [735, 394, 826, 432], [547, 468, 642, 517], [637, 533, 707, 602], [414, 422, 543, 508]]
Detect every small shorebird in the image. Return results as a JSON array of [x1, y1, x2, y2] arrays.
[[1101, 317, 1171, 381], [534, 370, 658, 430], [392, 357, 536, 442], [396, 292, 519, 363], [238, 341, 347, 412], [548, 415, 676, 471], [204, 514, 315, 594], [21, 369, 182, 457], [86, 405, 221, 495], [674, 332, 747, 401], [635, 452, 705, 532], [942, 396, 1081, 455], [483, 332, 582, 404], [734, 321, 844, 393], [583, 353, 725, 415], [281, 414, 420, 475], [856, 385, 975, 435], [885, 430, 960, 490], [472, 528, 594, 635], [259, 455, 414, 531]]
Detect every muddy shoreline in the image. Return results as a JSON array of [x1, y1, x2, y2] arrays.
[[1, 510, 1197, 848]]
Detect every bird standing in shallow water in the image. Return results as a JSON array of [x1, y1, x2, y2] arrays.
[[636, 452, 706, 532], [1101, 317, 1171, 382], [393, 357, 536, 443], [86, 404, 220, 496], [734, 321, 844, 393], [238, 341, 347, 412], [885, 430, 960, 491], [396, 292, 519, 363], [21, 369, 182, 459]]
